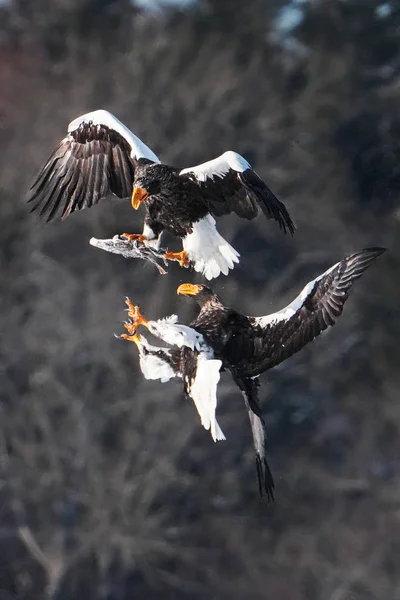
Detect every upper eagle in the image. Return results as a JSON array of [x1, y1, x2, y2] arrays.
[[28, 109, 295, 279]]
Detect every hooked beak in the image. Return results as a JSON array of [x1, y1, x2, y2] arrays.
[[177, 283, 203, 296], [131, 186, 149, 210]]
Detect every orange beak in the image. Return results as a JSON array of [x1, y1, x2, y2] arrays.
[[177, 283, 203, 296], [131, 186, 149, 210]]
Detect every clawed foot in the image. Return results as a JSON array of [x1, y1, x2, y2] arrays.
[[124, 298, 149, 330], [120, 332, 141, 345], [121, 233, 147, 242], [119, 298, 149, 345], [164, 250, 190, 268]]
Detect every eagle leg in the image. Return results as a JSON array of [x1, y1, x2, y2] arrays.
[[121, 233, 147, 242], [164, 249, 190, 268]]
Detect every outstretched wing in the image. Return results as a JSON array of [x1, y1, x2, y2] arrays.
[[180, 151, 295, 235], [247, 247, 386, 375], [28, 109, 159, 221], [231, 373, 275, 500]]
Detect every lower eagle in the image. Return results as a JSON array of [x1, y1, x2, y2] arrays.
[[28, 109, 295, 280], [120, 247, 385, 498]]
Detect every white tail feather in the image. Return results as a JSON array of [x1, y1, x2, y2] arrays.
[[183, 215, 240, 280]]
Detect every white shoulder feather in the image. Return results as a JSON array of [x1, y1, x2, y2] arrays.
[[180, 150, 250, 182], [253, 263, 338, 327], [68, 109, 160, 163]]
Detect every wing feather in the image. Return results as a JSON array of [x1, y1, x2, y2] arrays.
[[81, 152, 97, 207], [47, 170, 76, 222], [247, 247, 386, 375], [185, 355, 225, 442], [28, 109, 158, 221], [180, 150, 295, 235]]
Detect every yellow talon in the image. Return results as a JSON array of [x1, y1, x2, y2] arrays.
[[125, 298, 139, 318], [121, 233, 147, 242], [120, 332, 141, 346], [123, 321, 137, 336], [164, 250, 190, 268], [124, 298, 149, 329]]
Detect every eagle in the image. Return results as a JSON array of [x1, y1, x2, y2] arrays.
[[28, 109, 295, 280], [121, 247, 385, 498]]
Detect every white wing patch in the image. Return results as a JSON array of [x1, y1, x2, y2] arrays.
[[183, 214, 240, 280], [147, 316, 205, 351], [188, 356, 225, 442], [68, 109, 160, 163], [254, 262, 339, 327], [133, 328, 225, 441], [135, 335, 176, 383], [180, 150, 250, 182]]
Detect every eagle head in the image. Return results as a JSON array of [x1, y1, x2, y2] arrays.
[[131, 176, 161, 209], [177, 283, 221, 308]]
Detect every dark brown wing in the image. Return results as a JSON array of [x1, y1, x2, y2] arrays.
[[244, 247, 386, 376], [179, 151, 295, 235], [28, 120, 151, 222]]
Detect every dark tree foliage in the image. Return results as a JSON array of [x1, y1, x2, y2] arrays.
[[0, 0, 399, 599]]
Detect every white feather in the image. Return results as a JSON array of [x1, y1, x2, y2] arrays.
[[183, 214, 240, 280], [188, 356, 225, 441], [180, 150, 250, 182], [133, 333, 224, 441], [68, 109, 160, 163], [147, 316, 205, 351], [135, 335, 176, 383], [254, 262, 338, 327], [141, 222, 163, 248]]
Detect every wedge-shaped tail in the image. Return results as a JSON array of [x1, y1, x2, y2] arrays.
[[231, 372, 275, 500]]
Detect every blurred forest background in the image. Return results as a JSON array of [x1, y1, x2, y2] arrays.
[[0, 0, 399, 598]]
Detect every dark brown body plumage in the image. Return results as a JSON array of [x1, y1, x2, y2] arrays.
[[134, 162, 210, 238]]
